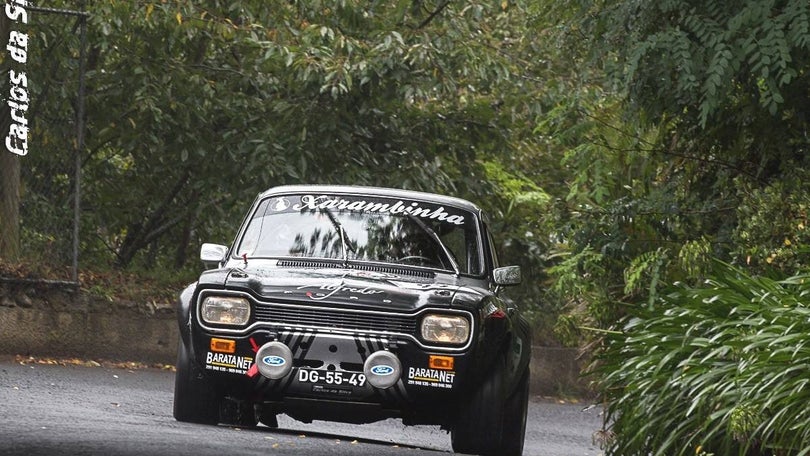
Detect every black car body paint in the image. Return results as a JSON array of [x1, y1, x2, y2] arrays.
[[174, 185, 532, 454]]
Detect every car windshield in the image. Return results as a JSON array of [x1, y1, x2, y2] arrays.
[[236, 193, 483, 275]]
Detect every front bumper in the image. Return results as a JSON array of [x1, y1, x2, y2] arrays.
[[189, 326, 475, 423]]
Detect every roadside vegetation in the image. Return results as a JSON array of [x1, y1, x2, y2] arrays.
[[594, 262, 810, 454], [2, 1, 810, 453]]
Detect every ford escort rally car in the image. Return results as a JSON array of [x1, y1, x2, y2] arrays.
[[173, 185, 532, 455]]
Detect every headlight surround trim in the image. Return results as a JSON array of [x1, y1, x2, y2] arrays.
[[200, 295, 251, 326], [420, 313, 471, 345]]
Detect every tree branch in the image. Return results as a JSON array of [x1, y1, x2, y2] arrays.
[[115, 168, 192, 266], [414, 1, 451, 30]]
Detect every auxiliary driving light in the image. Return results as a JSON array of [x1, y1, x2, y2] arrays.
[[363, 351, 402, 389], [255, 341, 293, 379]]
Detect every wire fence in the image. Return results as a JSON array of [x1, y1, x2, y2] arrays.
[[0, 4, 88, 284]]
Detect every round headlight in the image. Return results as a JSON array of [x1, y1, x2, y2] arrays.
[[420, 314, 470, 345], [200, 296, 251, 326]]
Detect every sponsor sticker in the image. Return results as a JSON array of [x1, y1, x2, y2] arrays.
[[311, 385, 353, 396], [205, 351, 253, 375], [297, 283, 385, 301], [269, 197, 291, 211], [406, 366, 456, 389], [291, 194, 467, 226]]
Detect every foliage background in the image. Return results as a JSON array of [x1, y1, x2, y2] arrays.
[[4, 0, 810, 337], [3, 0, 810, 452], [3, 0, 561, 340], [593, 262, 810, 455]]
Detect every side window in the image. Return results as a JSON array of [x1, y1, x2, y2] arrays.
[[484, 223, 500, 271], [435, 223, 481, 275]]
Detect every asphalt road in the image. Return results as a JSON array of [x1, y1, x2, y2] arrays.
[[0, 359, 604, 456]]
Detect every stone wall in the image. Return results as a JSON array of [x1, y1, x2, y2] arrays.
[[0, 278, 177, 363]]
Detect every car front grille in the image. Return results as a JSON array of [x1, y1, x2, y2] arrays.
[[252, 302, 418, 336]]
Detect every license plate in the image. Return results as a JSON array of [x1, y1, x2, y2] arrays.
[[297, 369, 367, 387]]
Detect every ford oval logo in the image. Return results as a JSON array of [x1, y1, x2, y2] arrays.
[[370, 365, 394, 376], [262, 355, 286, 366]]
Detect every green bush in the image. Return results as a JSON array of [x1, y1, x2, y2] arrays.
[[593, 261, 810, 455]]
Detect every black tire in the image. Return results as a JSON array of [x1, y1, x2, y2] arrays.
[[451, 357, 506, 455], [220, 399, 258, 427], [258, 409, 279, 428], [173, 338, 221, 424], [500, 367, 530, 456]]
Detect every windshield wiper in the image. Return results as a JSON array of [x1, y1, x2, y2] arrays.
[[407, 215, 461, 276], [320, 208, 355, 266]]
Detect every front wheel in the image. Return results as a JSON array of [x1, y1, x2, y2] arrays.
[[220, 398, 258, 427], [173, 337, 221, 424], [500, 367, 530, 456], [450, 358, 506, 455]]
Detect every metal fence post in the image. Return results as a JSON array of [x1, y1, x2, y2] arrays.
[[72, 4, 87, 283], [26, 3, 90, 283]]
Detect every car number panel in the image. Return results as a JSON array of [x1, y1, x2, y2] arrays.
[[297, 368, 367, 387]]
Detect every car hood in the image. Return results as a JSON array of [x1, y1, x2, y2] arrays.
[[197, 262, 483, 312]]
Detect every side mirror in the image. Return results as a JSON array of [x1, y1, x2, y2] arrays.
[[200, 243, 228, 268], [493, 265, 521, 286]]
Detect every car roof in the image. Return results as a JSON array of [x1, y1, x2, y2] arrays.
[[258, 185, 483, 213]]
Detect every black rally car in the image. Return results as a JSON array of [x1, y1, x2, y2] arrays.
[[174, 185, 532, 455]]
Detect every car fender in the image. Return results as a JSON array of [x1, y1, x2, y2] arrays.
[[503, 314, 532, 397], [176, 282, 197, 347], [479, 295, 531, 397]]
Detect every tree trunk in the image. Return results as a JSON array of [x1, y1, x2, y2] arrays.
[[174, 204, 197, 269], [0, 11, 21, 262], [0, 154, 21, 262], [115, 169, 192, 268]]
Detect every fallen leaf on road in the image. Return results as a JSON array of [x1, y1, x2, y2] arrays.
[[14, 355, 176, 371]]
